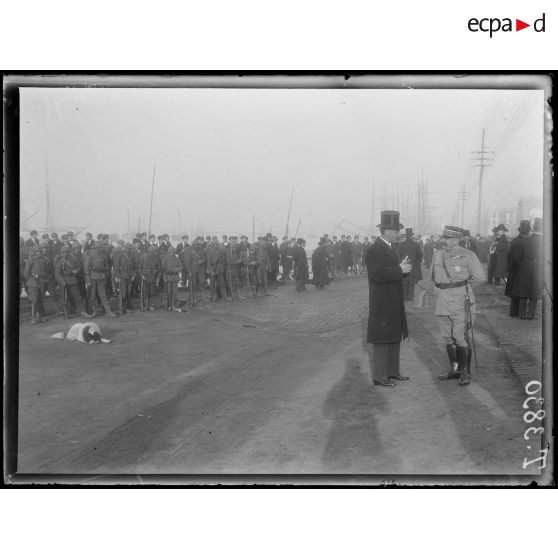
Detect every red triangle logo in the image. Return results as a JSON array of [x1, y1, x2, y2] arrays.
[[516, 19, 530, 31]]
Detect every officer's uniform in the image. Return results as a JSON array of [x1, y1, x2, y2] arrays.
[[432, 226, 485, 385]]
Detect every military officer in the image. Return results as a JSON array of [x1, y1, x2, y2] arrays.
[[432, 226, 485, 386]]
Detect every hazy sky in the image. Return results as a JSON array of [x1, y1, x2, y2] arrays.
[[20, 86, 544, 240]]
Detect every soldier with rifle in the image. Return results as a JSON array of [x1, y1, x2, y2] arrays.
[[191, 238, 208, 304], [239, 235, 256, 298], [224, 235, 242, 301], [138, 245, 162, 311], [206, 237, 228, 301], [254, 237, 271, 296], [83, 241, 117, 317], [113, 242, 136, 314], [55, 245, 92, 319], [24, 246, 48, 325], [161, 245, 184, 311]]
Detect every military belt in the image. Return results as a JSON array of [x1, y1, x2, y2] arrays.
[[435, 279, 468, 289]]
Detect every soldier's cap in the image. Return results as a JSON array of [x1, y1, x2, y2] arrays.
[[441, 226, 463, 239], [135, 233, 142, 238], [141, 232, 147, 237], [117, 239, 125, 245], [240, 235, 248, 240], [124, 242, 133, 249], [163, 234, 170, 239], [157, 235, 163, 240], [495, 224, 508, 232], [85, 232, 93, 237], [182, 235, 189, 239], [97, 233, 103, 239], [167, 246, 176, 253], [290, 237, 296, 241], [51, 232, 58, 238], [132, 238, 140, 244], [149, 234, 156, 239], [42, 233, 50, 239], [30, 230, 38, 236], [67, 231, 74, 236], [297, 237, 305, 244]]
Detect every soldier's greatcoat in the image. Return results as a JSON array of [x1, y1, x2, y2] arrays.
[[366, 238, 408, 344]]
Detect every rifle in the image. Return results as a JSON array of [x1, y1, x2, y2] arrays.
[[63, 283, 69, 319], [188, 272, 194, 307], [117, 277, 123, 315]]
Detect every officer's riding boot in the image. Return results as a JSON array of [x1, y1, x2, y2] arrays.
[[439, 344, 461, 380], [457, 346, 471, 386]]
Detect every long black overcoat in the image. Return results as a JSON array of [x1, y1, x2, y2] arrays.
[[511, 234, 542, 300], [398, 238, 423, 284], [366, 238, 408, 344], [504, 234, 525, 298]]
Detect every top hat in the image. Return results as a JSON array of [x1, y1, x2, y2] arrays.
[[441, 225, 463, 239], [518, 220, 531, 235], [495, 224, 508, 232], [377, 210, 404, 230], [533, 217, 542, 233], [405, 228, 413, 236]]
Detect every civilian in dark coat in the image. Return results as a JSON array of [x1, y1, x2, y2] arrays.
[[487, 225, 509, 285], [505, 220, 531, 317], [293, 238, 309, 292], [366, 211, 411, 387], [512, 218, 543, 319], [311, 239, 330, 288]]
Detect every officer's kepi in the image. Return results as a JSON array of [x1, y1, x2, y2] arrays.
[[441, 226, 463, 239]]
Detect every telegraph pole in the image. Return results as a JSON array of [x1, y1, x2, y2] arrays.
[[285, 188, 294, 239], [471, 129, 494, 235], [459, 186, 468, 229], [148, 165, 156, 236]]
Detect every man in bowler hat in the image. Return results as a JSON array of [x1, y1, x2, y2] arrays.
[[366, 210, 412, 387]]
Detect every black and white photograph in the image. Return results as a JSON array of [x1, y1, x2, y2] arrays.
[[4, 74, 553, 484]]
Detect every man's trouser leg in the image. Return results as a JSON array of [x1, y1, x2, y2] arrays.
[[94, 279, 113, 315], [518, 298, 528, 318], [368, 343, 400, 383], [402, 277, 410, 301], [509, 297, 520, 317], [408, 282, 415, 302], [527, 299, 538, 319], [487, 257, 495, 283]]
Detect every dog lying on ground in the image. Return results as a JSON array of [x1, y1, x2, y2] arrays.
[[51, 322, 112, 344]]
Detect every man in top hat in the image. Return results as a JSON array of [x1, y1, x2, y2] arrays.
[[366, 211, 412, 387], [398, 227, 423, 302], [487, 224, 509, 285], [432, 226, 484, 386], [505, 220, 531, 317], [511, 218, 543, 319]]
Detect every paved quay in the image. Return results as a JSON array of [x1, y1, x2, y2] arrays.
[[15, 272, 547, 481]]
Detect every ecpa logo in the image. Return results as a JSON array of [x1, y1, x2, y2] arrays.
[[468, 13, 546, 37]]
